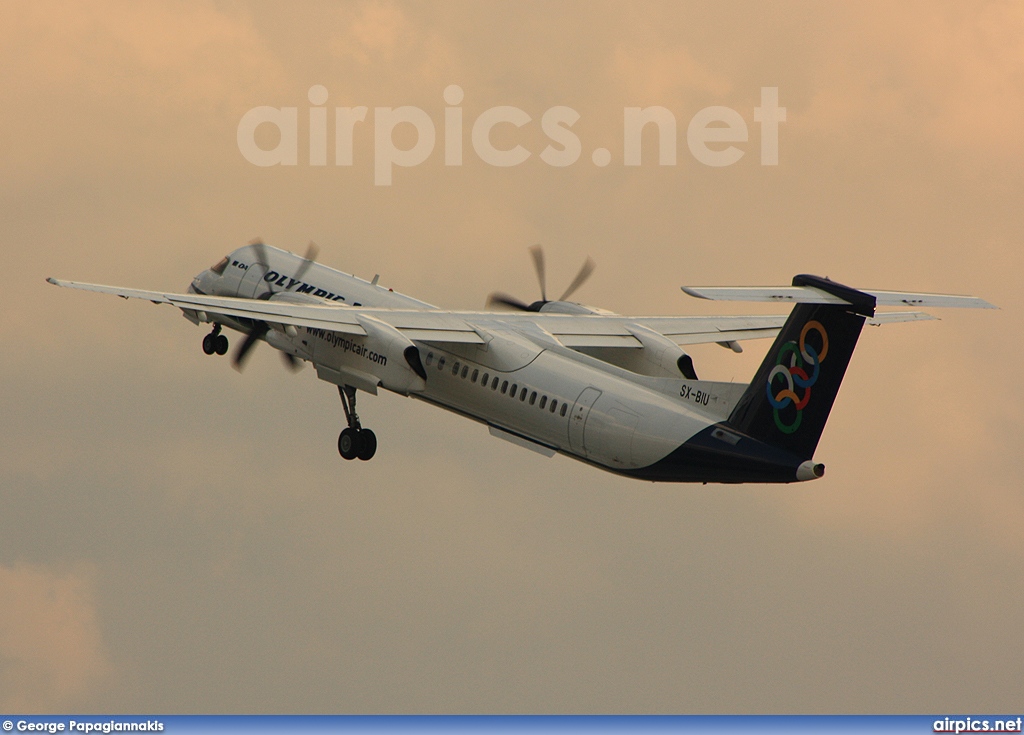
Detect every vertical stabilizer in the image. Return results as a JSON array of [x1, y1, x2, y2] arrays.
[[727, 275, 875, 459]]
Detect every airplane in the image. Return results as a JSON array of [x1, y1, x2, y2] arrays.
[[47, 242, 995, 483]]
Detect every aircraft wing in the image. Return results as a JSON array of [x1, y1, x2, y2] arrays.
[[47, 278, 371, 335], [45, 278, 937, 349]]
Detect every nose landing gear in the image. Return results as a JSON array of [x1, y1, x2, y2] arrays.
[[337, 385, 377, 461], [202, 324, 229, 356]]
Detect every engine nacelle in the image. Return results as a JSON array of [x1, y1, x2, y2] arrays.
[[537, 301, 617, 315], [304, 315, 427, 395], [576, 323, 698, 379]]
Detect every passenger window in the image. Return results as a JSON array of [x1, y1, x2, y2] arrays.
[[492, 377, 499, 390], [452, 361, 460, 375], [510, 383, 518, 397], [481, 372, 489, 386], [461, 365, 469, 379], [560, 404, 567, 417], [438, 357, 446, 370], [520, 388, 527, 402], [539, 396, 547, 409], [549, 400, 557, 413], [472, 369, 479, 383], [425, 352, 434, 367], [529, 391, 537, 405], [501, 380, 508, 394]]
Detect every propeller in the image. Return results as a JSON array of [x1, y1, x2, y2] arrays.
[[486, 292, 533, 311], [232, 321, 269, 372], [232, 239, 319, 372], [558, 255, 595, 302], [487, 245, 595, 312], [530, 245, 547, 302], [292, 241, 320, 284], [251, 239, 320, 300]]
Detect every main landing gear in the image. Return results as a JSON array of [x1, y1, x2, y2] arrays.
[[337, 385, 376, 461], [201, 324, 229, 356]]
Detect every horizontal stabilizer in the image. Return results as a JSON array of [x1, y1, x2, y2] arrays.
[[866, 311, 936, 325], [682, 284, 996, 310]]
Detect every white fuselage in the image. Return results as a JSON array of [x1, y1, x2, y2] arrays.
[[190, 245, 738, 475]]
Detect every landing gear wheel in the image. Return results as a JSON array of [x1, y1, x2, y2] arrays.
[[203, 324, 225, 356], [338, 427, 361, 460], [336, 385, 378, 462], [356, 429, 376, 461]]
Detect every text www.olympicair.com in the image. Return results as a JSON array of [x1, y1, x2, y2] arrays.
[[306, 327, 387, 367]]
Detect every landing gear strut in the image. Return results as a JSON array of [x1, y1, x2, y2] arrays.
[[202, 324, 229, 356], [337, 385, 376, 461]]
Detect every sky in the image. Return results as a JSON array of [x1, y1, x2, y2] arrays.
[[1, 0, 1022, 714]]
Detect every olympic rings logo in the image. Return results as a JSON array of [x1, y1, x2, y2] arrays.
[[765, 320, 829, 434]]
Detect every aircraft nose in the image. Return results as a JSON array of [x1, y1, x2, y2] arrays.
[[189, 270, 213, 295]]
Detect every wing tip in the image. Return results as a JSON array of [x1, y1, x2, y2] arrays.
[[680, 286, 710, 300]]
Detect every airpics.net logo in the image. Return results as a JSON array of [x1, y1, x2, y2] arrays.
[[237, 85, 786, 186]]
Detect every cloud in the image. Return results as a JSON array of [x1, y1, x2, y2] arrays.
[[332, 1, 411, 64], [328, 1, 459, 92], [0, 0, 284, 188], [0, 0, 279, 107], [0, 563, 113, 711], [799, 2, 1024, 160], [610, 43, 733, 107]]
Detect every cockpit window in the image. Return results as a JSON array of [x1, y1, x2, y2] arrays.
[[210, 257, 229, 275]]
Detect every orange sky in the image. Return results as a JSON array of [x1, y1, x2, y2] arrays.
[[1, 0, 1022, 712]]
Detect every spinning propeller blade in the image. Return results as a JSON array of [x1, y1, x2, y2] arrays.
[[233, 240, 319, 372], [232, 321, 269, 372], [293, 241, 320, 283], [486, 292, 533, 311], [250, 238, 277, 301], [281, 351, 301, 372], [486, 245, 595, 311], [529, 244, 547, 302], [559, 256, 595, 302]]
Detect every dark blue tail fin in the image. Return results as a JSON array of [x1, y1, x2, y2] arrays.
[[727, 275, 875, 460]]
